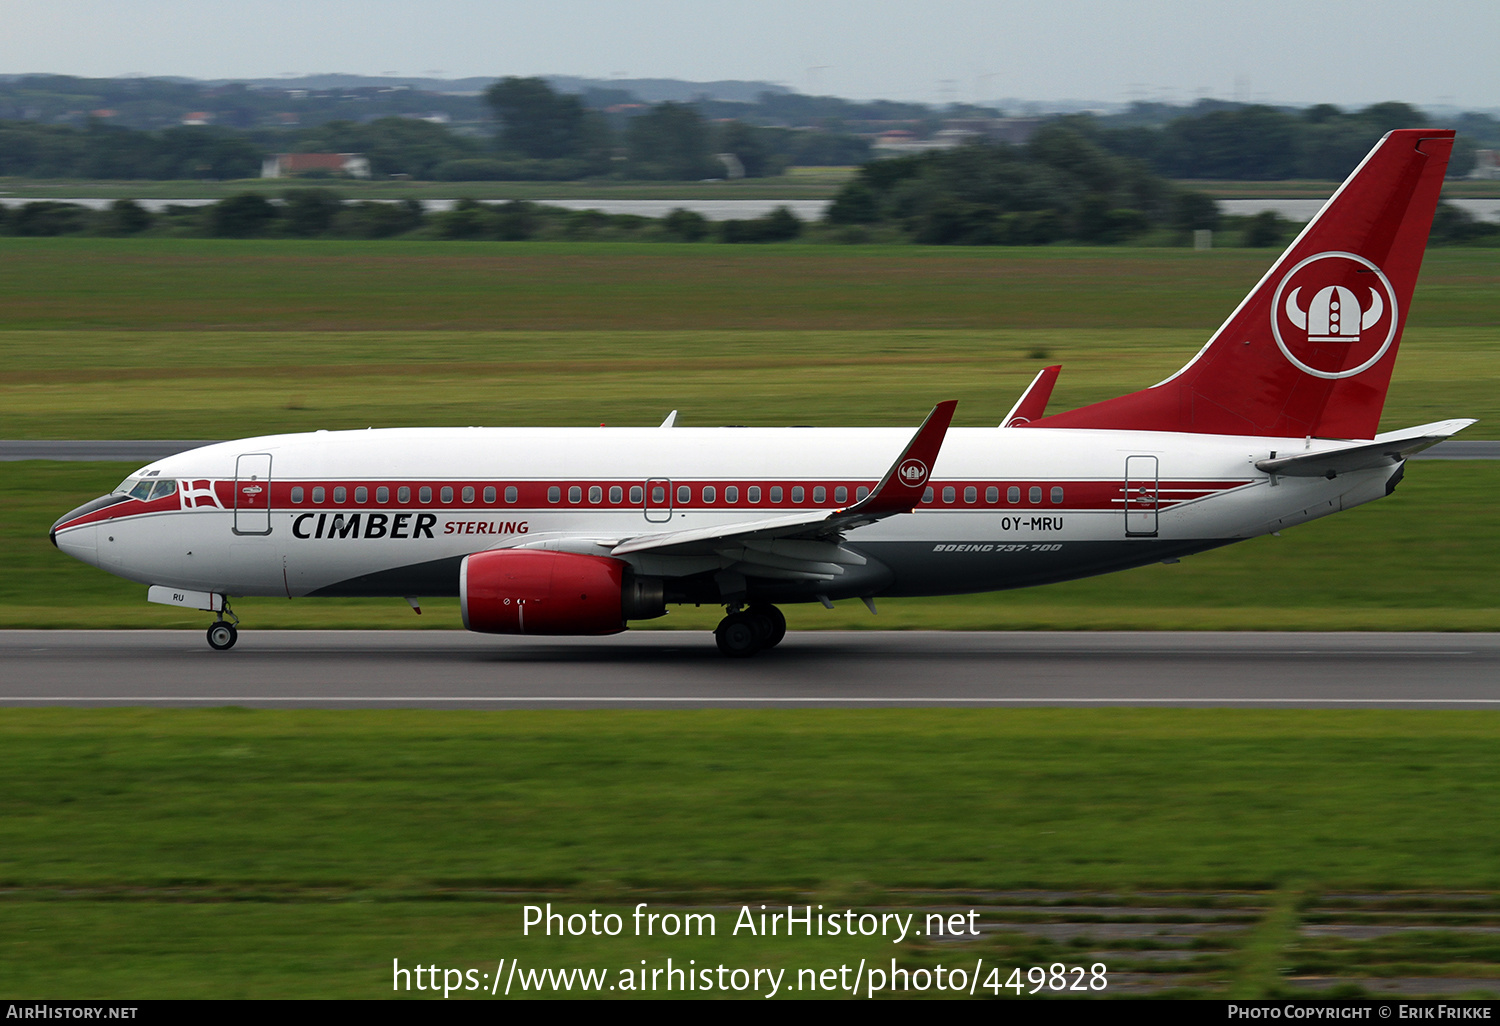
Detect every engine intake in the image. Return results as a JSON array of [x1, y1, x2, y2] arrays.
[[460, 550, 662, 635]]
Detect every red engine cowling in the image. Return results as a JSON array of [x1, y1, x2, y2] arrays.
[[461, 550, 630, 636]]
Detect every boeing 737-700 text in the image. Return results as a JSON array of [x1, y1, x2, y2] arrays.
[[51, 129, 1472, 655]]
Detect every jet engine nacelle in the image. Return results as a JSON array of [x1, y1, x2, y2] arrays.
[[459, 549, 663, 635]]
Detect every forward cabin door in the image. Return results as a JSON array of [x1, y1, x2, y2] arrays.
[[1124, 455, 1159, 537], [233, 453, 273, 535]]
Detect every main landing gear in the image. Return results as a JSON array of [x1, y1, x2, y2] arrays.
[[206, 599, 240, 651], [714, 603, 786, 658]]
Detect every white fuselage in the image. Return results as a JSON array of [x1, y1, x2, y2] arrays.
[[53, 425, 1392, 608]]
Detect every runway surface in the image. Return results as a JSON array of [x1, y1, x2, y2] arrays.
[[4, 440, 1498, 461], [2, 630, 1496, 709]]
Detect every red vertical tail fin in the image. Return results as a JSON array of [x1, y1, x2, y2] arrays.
[[1026, 129, 1455, 439]]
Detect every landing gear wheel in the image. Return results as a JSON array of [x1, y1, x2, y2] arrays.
[[747, 603, 787, 649], [715, 612, 762, 658], [206, 622, 238, 651]]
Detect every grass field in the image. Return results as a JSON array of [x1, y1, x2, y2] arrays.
[[3, 237, 1498, 998], [2, 239, 1497, 334], [2, 709, 1498, 997], [6, 459, 1497, 631], [2, 239, 1495, 631]]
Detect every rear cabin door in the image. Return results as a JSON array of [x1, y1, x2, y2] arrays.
[[233, 453, 273, 535], [1124, 455, 1159, 537]]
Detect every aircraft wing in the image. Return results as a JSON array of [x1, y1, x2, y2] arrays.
[[606, 401, 957, 576], [1254, 419, 1477, 477]]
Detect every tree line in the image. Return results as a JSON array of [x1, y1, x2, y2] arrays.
[[5, 186, 1492, 247], [2, 76, 1496, 184], [820, 124, 1497, 246], [1060, 101, 1492, 180], [0, 78, 870, 181], [0, 191, 807, 243]]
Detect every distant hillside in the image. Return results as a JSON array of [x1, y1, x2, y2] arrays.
[[210, 74, 791, 103]]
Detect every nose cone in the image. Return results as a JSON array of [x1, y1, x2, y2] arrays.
[[52, 493, 125, 566]]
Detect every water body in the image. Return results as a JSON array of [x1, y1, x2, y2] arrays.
[[1219, 198, 1500, 223], [0, 196, 829, 221], [3, 197, 1495, 224]]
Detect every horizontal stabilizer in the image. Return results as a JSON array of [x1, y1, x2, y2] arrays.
[[1256, 419, 1476, 477]]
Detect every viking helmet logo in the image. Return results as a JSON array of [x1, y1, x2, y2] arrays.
[[1284, 285, 1384, 344], [1269, 251, 1399, 381], [898, 459, 929, 486]]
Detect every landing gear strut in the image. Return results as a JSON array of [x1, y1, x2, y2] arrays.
[[714, 603, 786, 657], [206, 599, 240, 651]]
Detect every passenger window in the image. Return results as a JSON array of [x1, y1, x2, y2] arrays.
[[725, 485, 739, 503], [922, 487, 933, 503], [334, 486, 347, 503], [376, 486, 389, 503], [484, 486, 496, 503], [462, 486, 475, 503], [354, 487, 366, 503], [770, 486, 783, 503], [505, 486, 518, 503], [942, 486, 955, 503], [834, 486, 847, 504], [748, 486, 761, 503], [589, 485, 602, 504], [313, 486, 325, 503], [1029, 486, 1042, 503], [702, 485, 715, 503], [1007, 486, 1020, 504], [548, 486, 561, 503], [419, 486, 432, 503], [986, 486, 999, 503], [440, 487, 453, 503], [651, 486, 665, 504], [291, 486, 304, 504], [813, 486, 825, 503], [398, 486, 411, 503], [791, 486, 804, 503], [569, 486, 582, 503], [629, 485, 643, 504], [964, 486, 977, 503], [1051, 486, 1064, 504], [609, 486, 622, 503], [857, 486, 870, 501], [677, 485, 690, 504]]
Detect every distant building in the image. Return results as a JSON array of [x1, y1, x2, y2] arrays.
[[181, 111, 213, 126], [870, 118, 1043, 155], [1469, 150, 1500, 181], [261, 153, 372, 179]]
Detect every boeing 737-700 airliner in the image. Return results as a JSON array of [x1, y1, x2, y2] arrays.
[[51, 129, 1472, 655]]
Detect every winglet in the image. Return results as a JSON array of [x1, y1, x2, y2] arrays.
[[843, 400, 957, 517], [1002, 365, 1060, 427]]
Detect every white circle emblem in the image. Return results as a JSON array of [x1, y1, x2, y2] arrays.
[[897, 459, 929, 486], [1270, 251, 1398, 380]]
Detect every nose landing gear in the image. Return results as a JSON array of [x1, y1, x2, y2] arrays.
[[206, 599, 240, 651], [713, 602, 787, 657]]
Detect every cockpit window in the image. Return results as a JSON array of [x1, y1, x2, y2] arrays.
[[148, 480, 177, 501], [128, 480, 155, 500]]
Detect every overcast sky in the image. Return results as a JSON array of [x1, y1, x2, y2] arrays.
[[3, 0, 1496, 109]]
